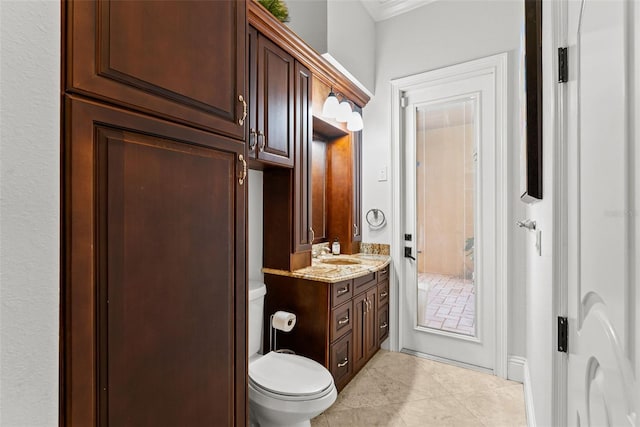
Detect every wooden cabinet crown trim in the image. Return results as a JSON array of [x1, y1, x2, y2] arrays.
[[248, 0, 370, 108]]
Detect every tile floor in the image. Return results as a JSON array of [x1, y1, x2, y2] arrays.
[[311, 350, 526, 427], [418, 273, 476, 336]]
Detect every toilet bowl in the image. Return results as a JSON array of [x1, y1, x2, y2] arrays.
[[248, 281, 337, 427]]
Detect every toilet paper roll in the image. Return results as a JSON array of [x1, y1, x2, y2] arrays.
[[272, 311, 296, 332]]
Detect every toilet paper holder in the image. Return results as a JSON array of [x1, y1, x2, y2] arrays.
[[269, 312, 296, 354]]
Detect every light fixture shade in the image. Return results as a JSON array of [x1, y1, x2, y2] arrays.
[[335, 100, 352, 123], [347, 110, 364, 131], [322, 92, 339, 119]]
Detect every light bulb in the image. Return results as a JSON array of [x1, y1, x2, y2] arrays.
[[322, 91, 339, 119], [335, 100, 352, 123], [347, 111, 364, 131]]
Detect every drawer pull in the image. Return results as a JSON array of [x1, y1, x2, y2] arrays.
[[380, 291, 388, 298], [338, 316, 350, 325], [337, 358, 349, 368], [380, 322, 388, 329], [380, 269, 388, 275], [336, 286, 349, 296]]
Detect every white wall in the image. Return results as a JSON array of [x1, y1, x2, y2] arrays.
[[286, 0, 328, 53], [363, 0, 527, 361], [0, 2, 60, 425], [286, 0, 376, 93], [326, 0, 376, 92], [248, 170, 264, 283]]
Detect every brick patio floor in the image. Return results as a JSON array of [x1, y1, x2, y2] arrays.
[[417, 273, 476, 336]]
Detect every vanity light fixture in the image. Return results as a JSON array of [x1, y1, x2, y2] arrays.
[[347, 110, 363, 131], [322, 89, 364, 131], [335, 99, 352, 123], [321, 88, 339, 119]]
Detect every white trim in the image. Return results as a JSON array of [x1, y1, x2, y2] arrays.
[[551, 0, 569, 425], [508, 356, 526, 383], [401, 348, 494, 376], [321, 53, 374, 99], [523, 359, 538, 427], [390, 53, 509, 378], [359, 0, 436, 22]]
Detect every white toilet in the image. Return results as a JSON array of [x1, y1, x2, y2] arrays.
[[248, 281, 337, 427]]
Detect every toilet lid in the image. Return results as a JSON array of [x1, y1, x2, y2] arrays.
[[249, 352, 334, 397]]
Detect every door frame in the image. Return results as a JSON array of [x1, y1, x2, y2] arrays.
[[550, 0, 568, 425], [390, 53, 509, 378]]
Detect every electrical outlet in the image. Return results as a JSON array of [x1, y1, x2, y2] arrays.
[[378, 166, 388, 182]]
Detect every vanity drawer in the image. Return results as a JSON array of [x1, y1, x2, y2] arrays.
[[378, 304, 389, 344], [377, 280, 389, 306], [331, 279, 353, 308], [330, 301, 353, 342], [353, 271, 377, 294], [377, 265, 390, 282], [330, 331, 353, 391]]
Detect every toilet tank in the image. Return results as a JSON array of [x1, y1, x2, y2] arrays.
[[248, 280, 267, 357]]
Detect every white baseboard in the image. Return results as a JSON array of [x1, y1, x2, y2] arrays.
[[523, 359, 537, 427], [508, 356, 526, 382]]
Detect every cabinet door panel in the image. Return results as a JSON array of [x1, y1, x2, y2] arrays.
[[293, 62, 312, 251], [378, 304, 389, 344], [66, 0, 246, 140], [330, 332, 353, 391], [257, 36, 294, 166], [62, 96, 246, 426]]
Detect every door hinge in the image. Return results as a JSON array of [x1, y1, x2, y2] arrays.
[[400, 96, 408, 108], [558, 47, 568, 83], [557, 316, 568, 352]]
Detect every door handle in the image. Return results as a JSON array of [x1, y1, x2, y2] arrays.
[[516, 219, 536, 231], [404, 247, 416, 261]]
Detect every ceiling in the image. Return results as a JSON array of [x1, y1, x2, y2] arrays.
[[359, 0, 438, 21]]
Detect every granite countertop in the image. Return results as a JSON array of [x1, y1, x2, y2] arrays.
[[262, 253, 391, 284]]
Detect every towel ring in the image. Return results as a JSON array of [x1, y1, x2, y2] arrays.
[[366, 208, 386, 229]]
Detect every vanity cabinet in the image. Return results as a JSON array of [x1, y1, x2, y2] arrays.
[[263, 263, 390, 391], [247, 26, 295, 167]]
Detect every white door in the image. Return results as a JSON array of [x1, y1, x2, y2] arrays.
[[399, 56, 506, 371], [566, 0, 640, 424]]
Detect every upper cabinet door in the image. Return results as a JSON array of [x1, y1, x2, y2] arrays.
[[65, 0, 247, 141], [256, 35, 295, 167]]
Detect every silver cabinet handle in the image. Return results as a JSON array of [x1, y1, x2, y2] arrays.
[[258, 130, 266, 152], [238, 94, 247, 126], [338, 316, 349, 325], [337, 358, 349, 368], [353, 223, 359, 237], [380, 322, 388, 329], [336, 287, 349, 296], [309, 227, 315, 243], [380, 269, 388, 275], [380, 291, 388, 298]]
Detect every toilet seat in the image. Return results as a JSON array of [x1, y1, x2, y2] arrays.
[[249, 352, 334, 401]]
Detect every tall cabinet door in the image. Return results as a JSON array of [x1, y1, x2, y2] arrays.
[[65, 0, 247, 140], [293, 62, 313, 252], [62, 97, 246, 426], [257, 35, 295, 166]]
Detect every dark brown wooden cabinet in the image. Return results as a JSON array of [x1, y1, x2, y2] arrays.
[[62, 1, 248, 424], [62, 96, 247, 426], [353, 288, 377, 372], [263, 265, 389, 391], [65, 0, 247, 140], [293, 61, 313, 252], [247, 27, 295, 167]]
